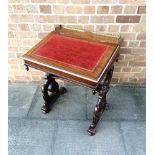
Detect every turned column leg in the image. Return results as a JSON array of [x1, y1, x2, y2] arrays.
[[88, 66, 114, 136], [41, 73, 67, 113]]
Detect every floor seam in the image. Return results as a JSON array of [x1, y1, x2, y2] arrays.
[[26, 86, 40, 118], [118, 121, 129, 155], [8, 116, 146, 122], [50, 121, 58, 155]]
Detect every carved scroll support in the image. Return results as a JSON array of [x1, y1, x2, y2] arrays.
[[88, 66, 114, 136], [41, 73, 67, 113]]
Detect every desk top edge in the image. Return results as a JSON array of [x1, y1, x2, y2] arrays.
[[54, 25, 122, 45]]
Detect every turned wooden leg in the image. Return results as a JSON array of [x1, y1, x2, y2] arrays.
[[88, 66, 114, 136], [41, 73, 67, 113]]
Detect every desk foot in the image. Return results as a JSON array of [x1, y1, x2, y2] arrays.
[[88, 66, 114, 136], [88, 125, 96, 136], [41, 73, 67, 114], [88, 96, 106, 136]]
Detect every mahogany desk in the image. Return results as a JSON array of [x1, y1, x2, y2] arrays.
[[22, 25, 122, 136]]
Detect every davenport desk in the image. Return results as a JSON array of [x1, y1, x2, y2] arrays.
[[22, 25, 122, 136]]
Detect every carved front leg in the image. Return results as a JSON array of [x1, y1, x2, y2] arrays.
[[88, 66, 114, 136], [41, 73, 67, 113]]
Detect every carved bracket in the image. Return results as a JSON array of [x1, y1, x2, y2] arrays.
[[41, 73, 67, 113], [88, 66, 114, 136]]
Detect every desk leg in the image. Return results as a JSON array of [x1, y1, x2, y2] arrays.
[[88, 66, 114, 136], [41, 73, 67, 113]]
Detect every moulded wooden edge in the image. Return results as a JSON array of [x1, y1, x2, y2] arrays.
[[23, 59, 97, 89], [54, 25, 123, 45]]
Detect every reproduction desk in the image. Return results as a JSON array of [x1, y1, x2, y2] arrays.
[[22, 25, 122, 136]]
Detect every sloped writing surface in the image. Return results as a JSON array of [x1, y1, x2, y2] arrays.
[[32, 34, 111, 72]]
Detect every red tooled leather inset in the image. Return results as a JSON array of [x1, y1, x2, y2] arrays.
[[32, 34, 110, 71]]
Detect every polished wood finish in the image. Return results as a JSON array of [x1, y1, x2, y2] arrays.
[[41, 73, 66, 113], [22, 25, 121, 89], [88, 65, 114, 136], [22, 25, 122, 136]]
